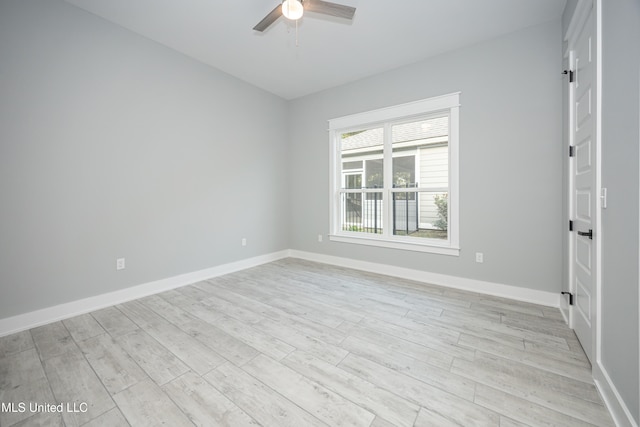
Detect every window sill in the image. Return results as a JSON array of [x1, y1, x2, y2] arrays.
[[329, 234, 460, 256]]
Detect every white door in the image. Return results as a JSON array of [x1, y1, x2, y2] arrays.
[[569, 2, 597, 363]]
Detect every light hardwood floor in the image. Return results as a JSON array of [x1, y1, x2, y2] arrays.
[[0, 258, 614, 426]]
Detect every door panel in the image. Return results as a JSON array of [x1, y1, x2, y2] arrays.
[[576, 237, 591, 271], [576, 277, 592, 326], [570, 3, 597, 363], [575, 140, 591, 172], [576, 191, 591, 221], [576, 88, 592, 128]]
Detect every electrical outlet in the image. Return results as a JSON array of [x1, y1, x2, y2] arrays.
[[475, 252, 484, 263], [241, 238, 247, 247], [116, 258, 125, 270], [318, 234, 323, 242]]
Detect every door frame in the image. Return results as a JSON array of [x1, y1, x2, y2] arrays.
[[564, 0, 602, 365]]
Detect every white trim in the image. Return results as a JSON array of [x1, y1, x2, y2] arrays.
[[594, 0, 604, 374], [330, 123, 340, 238], [449, 103, 460, 249], [594, 363, 639, 427], [329, 234, 460, 256], [389, 187, 448, 193], [0, 250, 289, 337], [289, 250, 560, 307], [328, 92, 461, 130]]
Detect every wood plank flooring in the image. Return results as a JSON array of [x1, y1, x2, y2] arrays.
[[0, 258, 614, 426]]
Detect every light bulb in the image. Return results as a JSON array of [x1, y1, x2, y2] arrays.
[[282, 0, 304, 20]]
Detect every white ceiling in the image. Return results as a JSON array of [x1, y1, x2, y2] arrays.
[[64, 0, 567, 100]]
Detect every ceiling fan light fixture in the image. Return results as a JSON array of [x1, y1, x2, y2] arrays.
[[282, 0, 304, 20]]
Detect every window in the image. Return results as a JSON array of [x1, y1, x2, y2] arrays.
[[329, 93, 460, 255]]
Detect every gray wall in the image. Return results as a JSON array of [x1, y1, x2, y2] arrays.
[[0, 0, 289, 318], [600, 0, 640, 422], [288, 20, 564, 293]]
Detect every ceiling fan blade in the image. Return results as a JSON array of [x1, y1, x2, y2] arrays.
[[303, 0, 356, 20], [253, 4, 283, 32]]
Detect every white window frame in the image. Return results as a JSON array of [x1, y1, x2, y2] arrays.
[[329, 92, 460, 256]]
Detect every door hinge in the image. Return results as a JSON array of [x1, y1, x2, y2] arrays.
[[563, 69, 575, 83], [569, 146, 575, 157], [561, 291, 574, 306], [569, 220, 574, 231]]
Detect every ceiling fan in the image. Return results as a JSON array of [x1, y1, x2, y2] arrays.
[[253, 0, 356, 32]]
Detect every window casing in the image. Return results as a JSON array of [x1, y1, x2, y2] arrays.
[[329, 93, 460, 255]]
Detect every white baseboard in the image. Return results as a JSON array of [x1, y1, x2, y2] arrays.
[[0, 250, 289, 337], [594, 362, 639, 427], [288, 250, 561, 307], [0, 249, 561, 337]]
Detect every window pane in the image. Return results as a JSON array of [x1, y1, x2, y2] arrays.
[[341, 191, 383, 234], [343, 161, 363, 170], [392, 192, 448, 240], [365, 158, 383, 189], [392, 116, 448, 144], [344, 173, 362, 189], [392, 116, 448, 189], [343, 192, 362, 229], [392, 156, 415, 187], [341, 128, 383, 187]]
